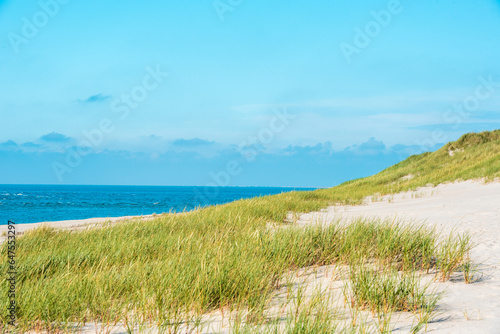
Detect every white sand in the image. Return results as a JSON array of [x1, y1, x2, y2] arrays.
[[296, 180, 500, 333]]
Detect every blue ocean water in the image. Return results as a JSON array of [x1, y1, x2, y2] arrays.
[[0, 185, 315, 225]]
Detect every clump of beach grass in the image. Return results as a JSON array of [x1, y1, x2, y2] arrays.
[[347, 264, 430, 315], [436, 231, 474, 282]]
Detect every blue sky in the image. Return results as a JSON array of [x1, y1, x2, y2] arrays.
[[0, 0, 499, 186]]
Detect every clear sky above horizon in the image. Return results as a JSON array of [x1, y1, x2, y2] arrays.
[[1, 0, 499, 186]]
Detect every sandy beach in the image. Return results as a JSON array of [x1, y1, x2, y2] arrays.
[[0, 215, 155, 244]]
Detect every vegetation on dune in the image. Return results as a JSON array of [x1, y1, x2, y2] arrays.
[[1, 130, 499, 332]]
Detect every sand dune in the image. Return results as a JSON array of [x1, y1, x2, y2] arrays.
[[3, 180, 499, 332]]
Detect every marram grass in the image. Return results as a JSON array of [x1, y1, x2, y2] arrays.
[[1, 130, 499, 332]]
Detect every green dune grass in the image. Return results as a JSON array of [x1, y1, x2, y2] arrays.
[[1, 130, 499, 332]]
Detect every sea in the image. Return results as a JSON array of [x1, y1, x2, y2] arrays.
[[0, 185, 316, 225]]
